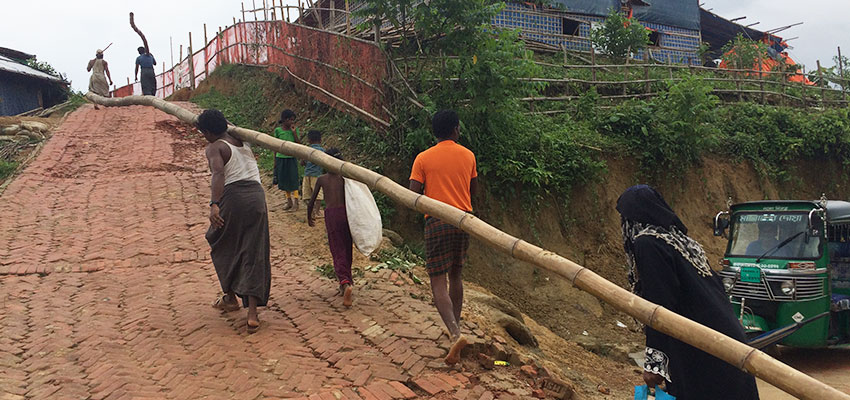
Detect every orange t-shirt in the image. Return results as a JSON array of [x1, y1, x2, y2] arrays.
[[409, 140, 477, 212]]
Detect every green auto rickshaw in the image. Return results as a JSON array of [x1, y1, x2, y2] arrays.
[[713, 199, 850, 348]]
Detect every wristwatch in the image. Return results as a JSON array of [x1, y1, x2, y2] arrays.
[[209, 200, 220, 207]]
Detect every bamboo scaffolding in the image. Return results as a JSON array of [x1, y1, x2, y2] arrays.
[[83, 91, 850, 400]]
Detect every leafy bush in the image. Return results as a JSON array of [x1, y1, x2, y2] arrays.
[[589, 9, 650, 63], [720, 34, 771, 70]]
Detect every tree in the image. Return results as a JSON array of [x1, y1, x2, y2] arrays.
[[720, 34, 770, 71], [589, 8, 650, 63]]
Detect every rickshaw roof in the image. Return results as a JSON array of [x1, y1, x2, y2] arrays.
[[731, 200, 850, 224]]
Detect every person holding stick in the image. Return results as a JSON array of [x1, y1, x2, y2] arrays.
[[617, 185, 759, 399], [87, 49, 113, 106], [409, 110, 478, 365], [135, 47, 157, 95]]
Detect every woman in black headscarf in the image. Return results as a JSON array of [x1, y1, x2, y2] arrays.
[[617, 185, 759, 400]]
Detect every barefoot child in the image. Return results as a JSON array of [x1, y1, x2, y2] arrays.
[[307, 148, 354, 307], [273, 109, 301, 211], [409, 110, 478, 365], [302, 130, 325, 220]]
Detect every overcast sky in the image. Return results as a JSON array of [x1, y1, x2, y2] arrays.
[[1, 0, 846, 92]]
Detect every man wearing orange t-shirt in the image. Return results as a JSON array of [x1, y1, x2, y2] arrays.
[[409, 110, 478, 366]]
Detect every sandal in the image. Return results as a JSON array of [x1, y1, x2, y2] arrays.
[[247, 318, 261, 334], [212, 294, 240, 312]]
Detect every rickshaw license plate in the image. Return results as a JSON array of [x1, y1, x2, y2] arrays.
[[740, 267, 761, 283]]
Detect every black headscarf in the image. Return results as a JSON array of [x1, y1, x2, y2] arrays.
[[617, 185, 713, 293], [616, 184, 687, 234]]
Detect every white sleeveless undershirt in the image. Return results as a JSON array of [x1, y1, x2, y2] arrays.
[[219, 140, 261, 185]]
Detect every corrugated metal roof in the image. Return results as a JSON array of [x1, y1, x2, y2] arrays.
[[0, 55, 65, 83]]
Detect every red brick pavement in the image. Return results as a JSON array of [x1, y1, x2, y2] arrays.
[[0, 105, 536, 399]]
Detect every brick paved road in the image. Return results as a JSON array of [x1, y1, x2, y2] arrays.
[[0, 105, 535, 400]]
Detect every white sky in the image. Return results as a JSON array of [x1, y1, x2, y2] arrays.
[[1, 0, 847, 92], [1, 0, 301, 92]]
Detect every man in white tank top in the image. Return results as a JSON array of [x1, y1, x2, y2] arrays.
[[198, 109, 271, 334]]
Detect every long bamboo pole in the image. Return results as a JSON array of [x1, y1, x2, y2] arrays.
[[83, 92, 850, 400]]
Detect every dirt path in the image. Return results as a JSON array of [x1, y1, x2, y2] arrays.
[[757, 347, 850, 399], [0, 104, 553, 400]]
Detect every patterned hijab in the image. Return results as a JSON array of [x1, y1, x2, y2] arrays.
[[616, 185, 713, 293]]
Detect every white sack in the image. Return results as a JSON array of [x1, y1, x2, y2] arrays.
[[344, 178, 383, 256]]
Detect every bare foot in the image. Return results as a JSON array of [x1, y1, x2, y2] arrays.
[[343, 284, 353, 307], [444, 335, 468, 365]]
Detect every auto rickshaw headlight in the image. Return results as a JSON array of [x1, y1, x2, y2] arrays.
[[722, 277, 735, 292], [781, 281, 796, 295]]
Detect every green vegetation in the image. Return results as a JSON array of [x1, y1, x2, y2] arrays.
[[367, 245, 425, 284], [590, 8, 650, 63], [316, 263, 366, 280], [0, 161, 19, 180], [191, 64, 279, 171], [188, 2, 850, 223]]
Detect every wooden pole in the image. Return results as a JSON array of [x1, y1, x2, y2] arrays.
[[801, 65, 807, 107], [839, 47, 846, 102], [287, 4, 291, 23], [781, 64, 787, 107], [263, 0, 268, 21], [299, 0, 304, 23], [242, 3, 247, 28], [234, 17, 241, 63], [203, 24, 209, 79], [590, 46, 596, 82], [331, 0, 336, 31], [84, 91, 850, 400], [188, 32, 195, 90], [271, 0, 276, 21], [345, 0, 350, 35], [817, 60, 826, 107], [644, 65, 650, 94], [758, 53, 765, 104], [218, 27, 224, 64]]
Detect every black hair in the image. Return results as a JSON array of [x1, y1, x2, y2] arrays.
[[325, 147, 343, 160], [137, 47, 146, 55], [307, 130, 322, 142], [280, 109, 296, 122], [432, 109, 459, 139], [197, 109, 228, 135]]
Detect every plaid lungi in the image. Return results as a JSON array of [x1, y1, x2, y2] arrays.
[[424, 216, 470, 277]]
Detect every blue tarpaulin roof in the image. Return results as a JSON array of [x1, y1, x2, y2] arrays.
[[551, 0, 701, 31]]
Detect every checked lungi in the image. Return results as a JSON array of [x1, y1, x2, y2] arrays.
[[424, 216, 470, 277]]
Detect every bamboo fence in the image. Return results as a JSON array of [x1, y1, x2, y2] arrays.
[[395, 50, 850, 109], [84, 91, 850, 400]]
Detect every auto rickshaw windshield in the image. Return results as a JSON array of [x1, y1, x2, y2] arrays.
[[728, 212, 822, 259]]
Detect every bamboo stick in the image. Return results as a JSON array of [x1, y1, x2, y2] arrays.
[[188, 32, 195, 90], [839, 47, 846, 102], [280, 66, 389, 127], [758, 54, 764, 104], [204, 24, 209, 79], [83, 91, 850, 400], [817, 60, 825, 107]]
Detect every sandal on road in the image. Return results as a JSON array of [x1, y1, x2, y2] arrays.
[[247, 318, 261, 334], [212, 294, 240, 312]]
